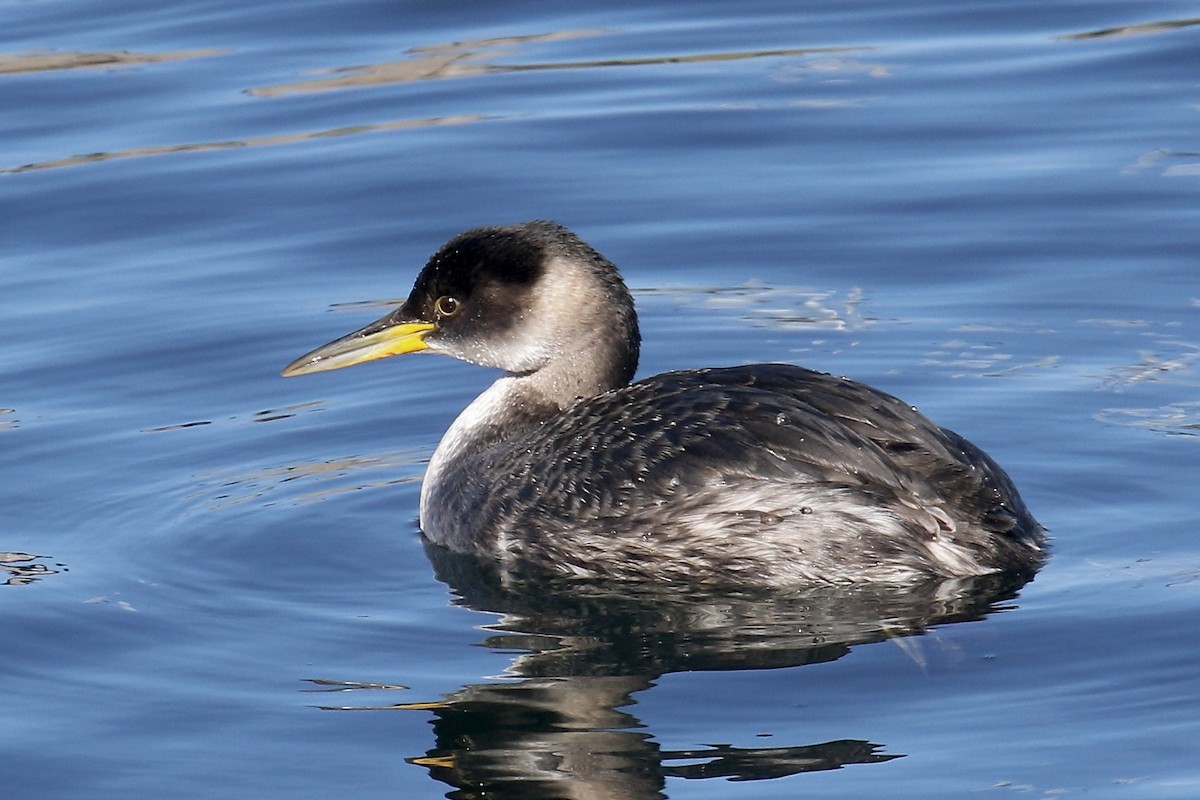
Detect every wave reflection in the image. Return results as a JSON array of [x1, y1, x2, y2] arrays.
[[0, 49, 222, 75], [248, 29, 857, 96], [311, 546, 1040, 798], [1, 115, 484, 174], [1059, 16, 1200, 40]]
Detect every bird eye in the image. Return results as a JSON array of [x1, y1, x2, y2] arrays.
[[435, 296, 461, 317]]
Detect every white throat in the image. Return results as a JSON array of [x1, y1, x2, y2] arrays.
[[419, 375, 522, 535]]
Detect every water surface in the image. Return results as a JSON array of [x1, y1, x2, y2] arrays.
[[3, 1, 1199, 797]]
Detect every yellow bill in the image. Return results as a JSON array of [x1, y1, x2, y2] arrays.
[[282, 313, 436, 377]]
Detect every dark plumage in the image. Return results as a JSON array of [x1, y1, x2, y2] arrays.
[[284, 221, 1044, 586]]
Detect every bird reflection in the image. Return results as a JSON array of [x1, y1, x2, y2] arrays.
[[311, 545, 1037, 798]]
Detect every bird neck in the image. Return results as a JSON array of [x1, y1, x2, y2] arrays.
[[515, 326, 637, 411], [501, 251, 641, 410]]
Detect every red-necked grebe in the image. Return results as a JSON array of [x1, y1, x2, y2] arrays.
[[283, 221, 1043, 586]]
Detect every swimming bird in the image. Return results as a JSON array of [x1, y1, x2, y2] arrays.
[[283, 221, 1043, 586]]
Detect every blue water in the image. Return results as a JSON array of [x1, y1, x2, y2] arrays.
[[3, 1, 1199, 797]]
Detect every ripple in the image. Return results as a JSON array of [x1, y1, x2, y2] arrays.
[[248, 28, 857, 96], [0, 114, 485, 174], [1095, 402, 1200, 436], [642, 283, 873, 332], [0, 49, 222, 74], [189, 451, 424, 511], [1059, 16, 1200, 41]]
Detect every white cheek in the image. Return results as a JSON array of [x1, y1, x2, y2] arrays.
[[428, 327, 555, 372]]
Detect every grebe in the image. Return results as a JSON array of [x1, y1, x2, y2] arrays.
[[283, 221, 1043, 585]]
